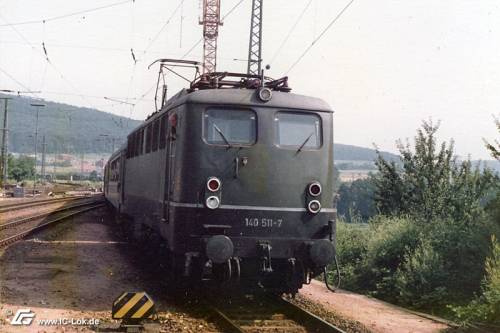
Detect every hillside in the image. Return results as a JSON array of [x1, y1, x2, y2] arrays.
[[0, 93, 401, 160], [0, 93, 141, 154], [334, 143, 399, 162]]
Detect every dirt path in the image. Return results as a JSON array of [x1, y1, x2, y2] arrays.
[[0, 207, 217, 333], [300, 280, 449, 333]]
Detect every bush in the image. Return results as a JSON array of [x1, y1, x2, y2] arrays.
[[335, 217, 421, 298], [334, 215, 499, 311], [450, 235, 500, 325], [425, 219, 494, 298], [8, 154, 35, 182], [336, 221, 369, 290], [362, 217, 421, 299], [394, 239, 448, 308]]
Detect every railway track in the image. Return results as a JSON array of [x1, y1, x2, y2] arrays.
[[0, 198, 103, 230], [208, 294, 346, 333], [0, 200, 105, 248], [0, 195, 97, 214]]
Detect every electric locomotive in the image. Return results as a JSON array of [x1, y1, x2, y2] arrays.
[[104, 70, 337, 294]]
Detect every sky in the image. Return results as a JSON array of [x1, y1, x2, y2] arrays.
[[0, 0, 498, 159]]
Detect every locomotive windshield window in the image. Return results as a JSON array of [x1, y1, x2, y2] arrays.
[[275, 112, 322, 149], [204, 108, 256, 145]]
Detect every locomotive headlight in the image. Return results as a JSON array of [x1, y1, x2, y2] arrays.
[[207, 177, 221, 192], [308, 182, 322, 197], [258, 87, 273, 102], [308, 200, 321, 214], [206, 196, 220, 209]]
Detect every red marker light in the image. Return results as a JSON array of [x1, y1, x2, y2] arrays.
[[169, 113, 177, 128], [207, 177, 221, 192]]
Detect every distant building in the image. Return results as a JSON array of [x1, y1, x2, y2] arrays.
[[339, 170, 371, 183]]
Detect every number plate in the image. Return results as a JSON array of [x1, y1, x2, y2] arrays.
[[244, 217, 283, 228]]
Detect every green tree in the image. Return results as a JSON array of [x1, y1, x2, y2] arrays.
[[451, 235, 500, 325], [337, 178, 377, 221], [88, 170, 98, 181], [373, 120, 496, 224], [8, 154, 35, 182], [333, 165, 340, 192], [484, 117, 500, 224], [483, 116, 499, 160]]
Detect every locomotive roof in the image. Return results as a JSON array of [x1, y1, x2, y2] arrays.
[[112, 88, 334, 156], [163, 88, 333, 113]]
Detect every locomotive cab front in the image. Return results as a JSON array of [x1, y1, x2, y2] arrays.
[[169, 88, 336, 294]]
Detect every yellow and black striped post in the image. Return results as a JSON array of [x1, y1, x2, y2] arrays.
[[112, 292, 155, 324]]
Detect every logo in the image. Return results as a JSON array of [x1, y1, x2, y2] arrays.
[[10, 309, 35, 326]]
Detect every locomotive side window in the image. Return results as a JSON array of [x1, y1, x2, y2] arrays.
[[159, 115, 167, 149], [135, 131, 139, 156], [204, 108, 256, 145], [127, 134, 134, 158], [146, 124, 152, 154], [138, 129, 143, 156], [134, 131, 139, 157], [152, 119, 159, 152], [274, 112, 322, 149], [110, 158, 120, 181]]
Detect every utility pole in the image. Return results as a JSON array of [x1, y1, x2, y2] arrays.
[[31, 103, 45, 196], [80, 152, 85, 176], [247, 0, 263, 75], [100, 134, 118, 152], [53, 149, 57, 182], [41, 135, 46, 183], [0, 97, 12, 186], [200, 0, 222, 74]]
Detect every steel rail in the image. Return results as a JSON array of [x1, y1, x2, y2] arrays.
[[208, 294, 346, 333], [0, 195, 97, 213], [0, 199, 102, 230], [279, 297, 348, 333], [0, 203, 104, 248]]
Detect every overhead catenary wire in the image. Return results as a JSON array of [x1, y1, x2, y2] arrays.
[[0, 0, 134, 27], [39, 21, 49, 90], [0, 13, 98, 109], [223, 0, 246, 20], [0, 13, 36, 49], [42, 90, 152, 101], [0, 40, 209, 57], [142, 0, 185, 57], [139, 0, 247, 108], [179, 0, 184, 48], [269, 0, 313, 65], [285, 0, 355, 74], [0, 66, 35, 93]]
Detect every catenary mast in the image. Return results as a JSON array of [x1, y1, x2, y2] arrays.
[[200, 0, 222, 74], [247, 0, 263, 75]]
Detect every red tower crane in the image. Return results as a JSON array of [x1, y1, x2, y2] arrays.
[[199, 0, 222, 74]]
